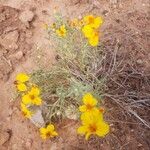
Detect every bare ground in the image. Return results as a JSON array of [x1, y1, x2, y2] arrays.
[[0, 0, 150, 149]]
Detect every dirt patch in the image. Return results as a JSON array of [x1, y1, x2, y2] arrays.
[[0, 5, 33, 81]]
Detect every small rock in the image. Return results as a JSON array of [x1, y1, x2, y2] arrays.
[[19, 10, 34, 23], [137, 59, 143, 65], [0, 13, 6, 22], [25, 139, 33, 148], [0, 56, 13, 81], [25, 30, 33, 38], [0, 30, 19, 50], [0, 130, 9, 145], [9, 51, 23, 60], [138, 143, 143, 147], [30, 109, 45, 127], [4, 30, 19, 43]]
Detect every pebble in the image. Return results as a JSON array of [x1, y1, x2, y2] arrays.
[[30, 109, 45, 127], [137, 59, 143, 65], [0, 130, 9, 146], [0, 31, 19, 50], [25, 139, 33, 148], [19, 10, 34, 23], [9, 51, 23, 60]]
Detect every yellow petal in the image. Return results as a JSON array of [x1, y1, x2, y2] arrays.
[[60, 25, 66, 31], [80, 112, 92, 124], [22, 94, 31, 105], [83, 15, 94, 24], [77, 126, 87, 135], [25, 110, 32, 118], [21, 102, 26, 109], [47, 124, 55, 131], [81, 110, 103, 124], [40, 131, 47, 139], [85, 132, 91, 140], [82, 25, 94, 38], [94, 17, 103, 28], [83, 93, 97, 106], [83, 93, 93, 103], [33, 97, 42, 105], [88, 34, 99, 47], [40, 134, 47, 139], [17, 83, 27, 92], [16, 73, 29, 83], [30, 87, 40, 96], [21, 104, 32, 118], [40, 128, 47, 134], [52, 131, 58, 136], [96, 121, 110, 137], [79, 105, 87, 112]]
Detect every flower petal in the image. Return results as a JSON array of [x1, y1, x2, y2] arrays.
[[82, 25, 94, 38], [52, 131, 58, 136], [17, 83, 27, 92], [85, 132, 91, 140], [16, 73, 29, 83], [96, 121, 110, 137], [47, 124, 55, 131], [79, 105, 87, 112], [83, 93, 97, 106], [33, 97, 42, 105], [30, 87, 40, 96], [77, 126, 87, 135], [22, 94, 31, 105], [88, 35, 99, 47]]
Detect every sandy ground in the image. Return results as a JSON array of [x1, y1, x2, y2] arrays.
[[0, 0, 150, 149]]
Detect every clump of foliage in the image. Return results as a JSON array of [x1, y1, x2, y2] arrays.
[[15, 14, 111, 140], [31, 14, 106, 124]]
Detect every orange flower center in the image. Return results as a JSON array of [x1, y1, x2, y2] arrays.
[[60, 30, 64, 35], [93, 31, 99, 37], [46, 131, 52, 137], [88, 17, 95, 24], [89, 124, 97, 133], [30, 95, 35, 100], [99, 107, 105, 113], [86, 104, 93, 110]]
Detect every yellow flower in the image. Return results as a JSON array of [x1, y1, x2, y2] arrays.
[[79, 93, 98, 113], [22, 87, 42, 105], [15, 73, 29, 92], [82, 25, 94, 38], [83, 15, 103, 29], [16, 83, 27, 92], [21, 103, 33, 118], [40, 124, 58, 139], [88, 30, 99, 46], [77, 112, 109, 140], [16, 73, 29, 82], [56, 25, 67, 37]]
